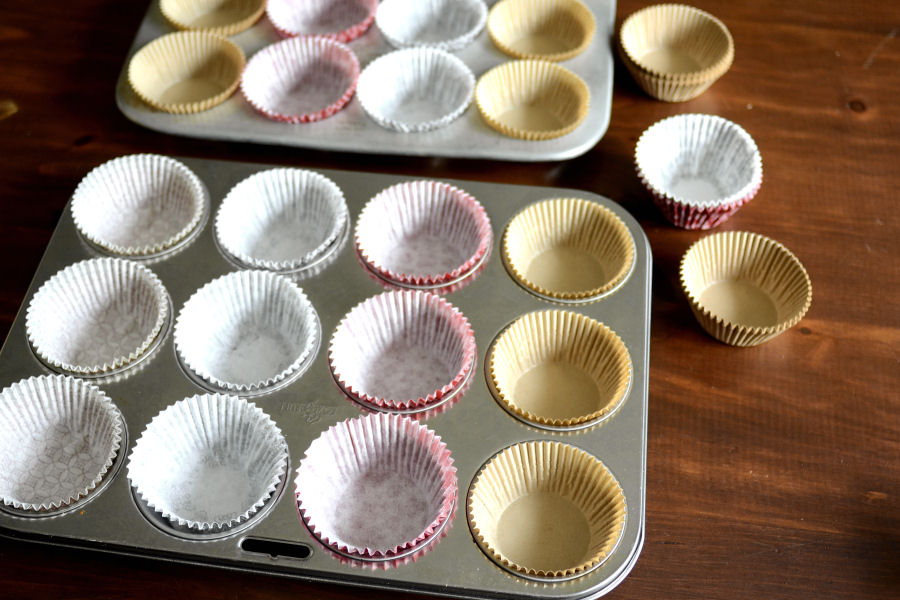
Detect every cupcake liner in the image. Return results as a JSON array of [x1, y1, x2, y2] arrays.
[[266, 0, 377, 42], [128, 31, 246, 114], [356, 244, 489, 297], [0, 375, 123, 512], [467, 441, 626, 579], [241, 37, 359, 124], [487, 0, 596, 62], [328, 290, 476, 411], [26, 258, 169, 375], [71, 154, 207, 256], [354, 180, 493, 288], [502, 198, 635, 302], [679, 231, 812, 346], [174, 270, 319, 393], [295, 412, 456, 558], [215, 168, 349, 271], [356, 47, 475, 133], [489, 310, 632, 428], [127, 393, 288, 532], [375, 0, 488, 52], [160, 0, 266, 36], [635, 114, 763, 229], [475, 60, 589, 140]]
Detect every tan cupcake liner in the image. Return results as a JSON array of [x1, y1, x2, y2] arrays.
[[679, 231, 812, 346], [160, 0, 266, 36], [488, 0, 596, 62], [619, 48, 719, 101]]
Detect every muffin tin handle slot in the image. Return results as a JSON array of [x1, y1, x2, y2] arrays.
[[240, 538, 312, 561]]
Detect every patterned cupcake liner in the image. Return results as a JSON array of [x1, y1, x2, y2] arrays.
[[266, 0, 377, 42]]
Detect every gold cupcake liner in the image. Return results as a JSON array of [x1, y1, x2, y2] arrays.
[[487, 0, 596, 62], [160, 0, 266, 36], [619, 48, 719, 101], [128, 31, 246, 114], [475, 60, 589, 141], [502, 198, 635, 302], [489, 310, 631, 428], [467, 441, 626, 579], [679, 231, 812, 346]]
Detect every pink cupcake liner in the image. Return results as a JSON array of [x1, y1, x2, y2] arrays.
[[295, 412, 457, 559], [354, 180, 493, 288], [266, 0, 377, 42], [328, 290, 476, 411], [241, 37, 360, 124], [645, 181, 761, 230]]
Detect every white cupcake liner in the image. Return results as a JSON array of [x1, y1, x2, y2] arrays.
[[241, 37, 360, 124], [357, 47, 475, 133], [295, 412, 456, 558], [0, 375, 123, 512], [354, 180, 493, 288], [127, 393, 288, 532], [71, 154, 206, 256], [25, 258, 169, 375], [215, 169, 349, 272], [266, 0, 377, 42], [174, 270, 319, 393], [375, 0, 488, 52], [328, 290, 476, 410], [635, 114, 763, 229]]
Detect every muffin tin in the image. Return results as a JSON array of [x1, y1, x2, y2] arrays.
[[0, 156, 649, 600], [114, 0, 616, 161]]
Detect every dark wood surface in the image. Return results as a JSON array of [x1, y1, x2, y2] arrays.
[[1, 1, 898, 598]]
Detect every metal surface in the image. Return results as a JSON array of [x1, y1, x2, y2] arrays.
[[114, 1, 616, 162], [0, 156, 650, 600]]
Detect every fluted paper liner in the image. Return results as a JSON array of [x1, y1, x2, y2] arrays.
[[266, 0, 377, 42], [128, 394, 288, 531], [468, 441, 626, 578], [355, 180, 493, 288], [503, 198, 635, 301], [475, 60, 589, 140], [26, 258, 169, 374], [328, 290, 476, 410], [241, 37, 359, 124], [357, 47, 475, 133], [0, 375, 123, 512], [295, 413, 456, 558], [488, 0, 595, 61], [635, 114, 763, 229], [215, 168, 349, 271], [490, 311, 631, 427], [128, 31, 245, 114], [160, 0, 266, 36], [174, 270, 318, 392], [71, 154, 206, 256], [680, 231, 812, 346], [375, 0, 487, 51]]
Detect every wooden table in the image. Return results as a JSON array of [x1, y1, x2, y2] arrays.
[[1, 1, 897, 598]]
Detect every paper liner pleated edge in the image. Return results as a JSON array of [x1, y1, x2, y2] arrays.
[[267, 0, 377, 43], [376, 0, 487, 52], [487, 0, 596, 62], [160, 0, 266, 37]]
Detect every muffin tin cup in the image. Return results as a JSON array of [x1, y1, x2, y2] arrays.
[[375, 0, 488, 52], [487, 0, 596, 62], [266, 0, 377, 42], [159, 0, 266, 36]]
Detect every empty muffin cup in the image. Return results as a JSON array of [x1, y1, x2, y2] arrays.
[[635, 114, 763, 230], [355, 180, 493, 288], [680, 231, 812, 346], [475, 60, 589, 140], [328, 290, 476, 411], [503, 198, 635, 302], [295, 412, 456, 559], [375, 0, 487, 51], [356, 47, 475, 133], [159, 0, 266, 36], [174, 270, 319, 393], [128, 31, 245, 114], [487, 0, 596, 61], [489, 310, 631, 428], [0, 375, 123, 512], [266, 0, 377, 42], [215, 168, 349, 272], [468, 440, 626, 579], [26, 258, 169, 375], [71, 154, 207, 256], [241, 37, 359, 124], [128, 393, 288, 532]]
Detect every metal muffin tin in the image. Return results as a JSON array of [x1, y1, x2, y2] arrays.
[[0, 156, 649, 600], [115, 0, 616, 162]]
